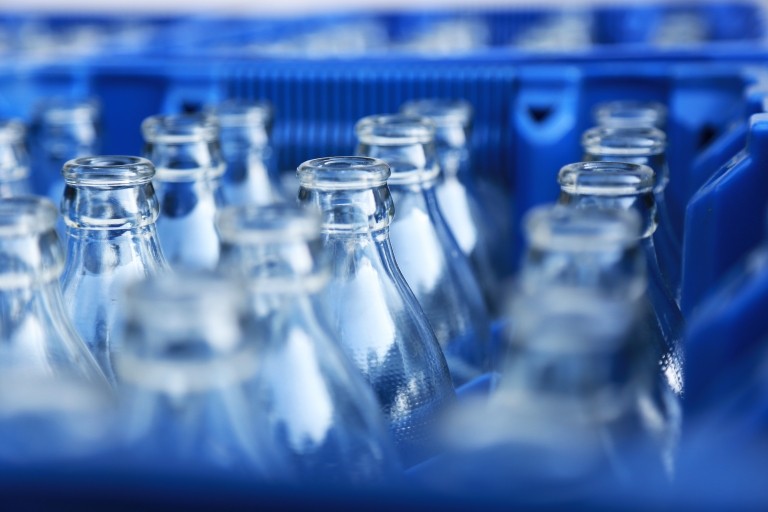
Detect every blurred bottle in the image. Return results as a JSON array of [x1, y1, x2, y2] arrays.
[[297, 156, 454, 467], [593, 100, 667, 130], [142, 113, 225, 270], [216, 203, 400, 482], [582, 126, 682, 302], [29, 97, 100, 202], [115, 272, 287, 479], [0, 196, 107, 386], [557, 161, 684, 403], [208, 99, 282, 206], [60, 156, 169, 385], [356, 114, 491, 384], [399, 99, 501, 312], [0, 120, 31, 197]]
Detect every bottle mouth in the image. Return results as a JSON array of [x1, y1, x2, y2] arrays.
[[141, 113, 219, 144], [34, 97, 100, 126], [400, 99, 472, 129], [0, 119, 25, 145], [592, 100, 667, 129], [297, 156, 391, 190], [355, 114, 435, 145], [523, 204, 642, 252], [558, 161, 655, 196], [63, 156, 155, 186], [0, 196, 58, 237], [582, 126, 666, 157], [208, 99, 273, 129], [216, 203, 320, 244]]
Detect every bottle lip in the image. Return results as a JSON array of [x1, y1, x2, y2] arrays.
[[141, 113, 219, 144], [62, 156, 155, 186], [400, 99, 472, 128], [207, 99, 274, 128], [592, 100, 667, 129], [355, 114, 435, 145], [582, 126, 666, 157], [297, 156, 391, 190], [558, 161, 655, 196], [0, 119, 25, 144], [523, 204, 642, 252], [216, 203, 320, 244], [0, 196, 58, 237]]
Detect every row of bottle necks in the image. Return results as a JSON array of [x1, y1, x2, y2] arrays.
[[1, 94, 766, 483]]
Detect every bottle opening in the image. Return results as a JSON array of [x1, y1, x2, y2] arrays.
[[523, 204, 641, 253], [355, 114, 435, 146], [216, 203, 320, 244], [208, 99, 274, 129], [400, 99, 472, 129], [0, 196, 58, 236], [582, 126, 666, 157], [141, 113, 219, 144], [297, 156, 391, 190], [593, 100, 667, 129], [62, 156, 155, 187], [558, 161, 655, 196]]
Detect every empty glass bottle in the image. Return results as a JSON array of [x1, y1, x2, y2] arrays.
[[399, 99, 501, 312], [297, 156, 454, 467], [582, 126, 682, 301], [208, 99, 281, 206], [60, 156, 169, 385], [29, 97, 100, 201], [0, 196, 107, 387], [593, 100, 668, 130], [217, 203, 399, 482], [355, 114, 491, 385], [557, 161, 684, 401], [115, 272, 286, 479], [0, 120, 31, 197], [142, 113, 225, 271]]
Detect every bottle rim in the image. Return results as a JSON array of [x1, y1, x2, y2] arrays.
[[141, 113, 219, 144], [0, 196, 58, 237], [208, 99, 274, 128], [62, 156, 155, 186], [400, 99, 472, 128], [355, 114, 435, 145], [523, 204, 642, 252], [297, 156, 391, 190], [582, 126, 666, 157], [558, 161, 655, 196], [216, 203, 320, 244], [592, 100, 667, 129]]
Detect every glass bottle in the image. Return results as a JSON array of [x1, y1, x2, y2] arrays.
[[115, 271, 287, 479], [60, 156, 169, 385], [0, 196, 107, 387], [142, 113, 225, 271], [29, 97, 100, 201], [355, 114, 491, 385], [593, 100, 668, 130], [582, 126, 682, 302], [217, 203, 399, 482], [297, 156, 454, 467], [0, 120, 31, 197], [208, 99, 282, 206], [399, 99, 501, 312], [557, 161, 684, 401]]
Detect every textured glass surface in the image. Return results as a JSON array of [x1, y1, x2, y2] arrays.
[[297, 156, 454, 467], [142, 113, 225, 271], [60, 156, 169, 384], [356, 114, 492, 384]]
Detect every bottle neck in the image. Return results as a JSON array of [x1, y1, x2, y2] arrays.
[[62, 182, 161, 232], [145, 140, 225, 183], [557, 189, 658, 240], [298, 184, 394, 237], [584, 151, 669, 191], [0, 230, 63, 289], [356, 140, 440, 186]]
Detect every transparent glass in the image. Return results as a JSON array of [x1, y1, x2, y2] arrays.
[[0, 196, 107, 387], [142, 113, 225, 271], [115, 272, 287, 479], [0, 120, 31, 197], [29, 97, 100, 202], [593, 100, 668, 130], [217, 203, 400, 482], [208, 99, 282, 206], [355, 114, 491, 385], [557, 162, 685, 402], [297, 156, 454, 467], [400, 99, 501, 312], [60, 156, 169, 385], [582, 126, 682, 301]]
